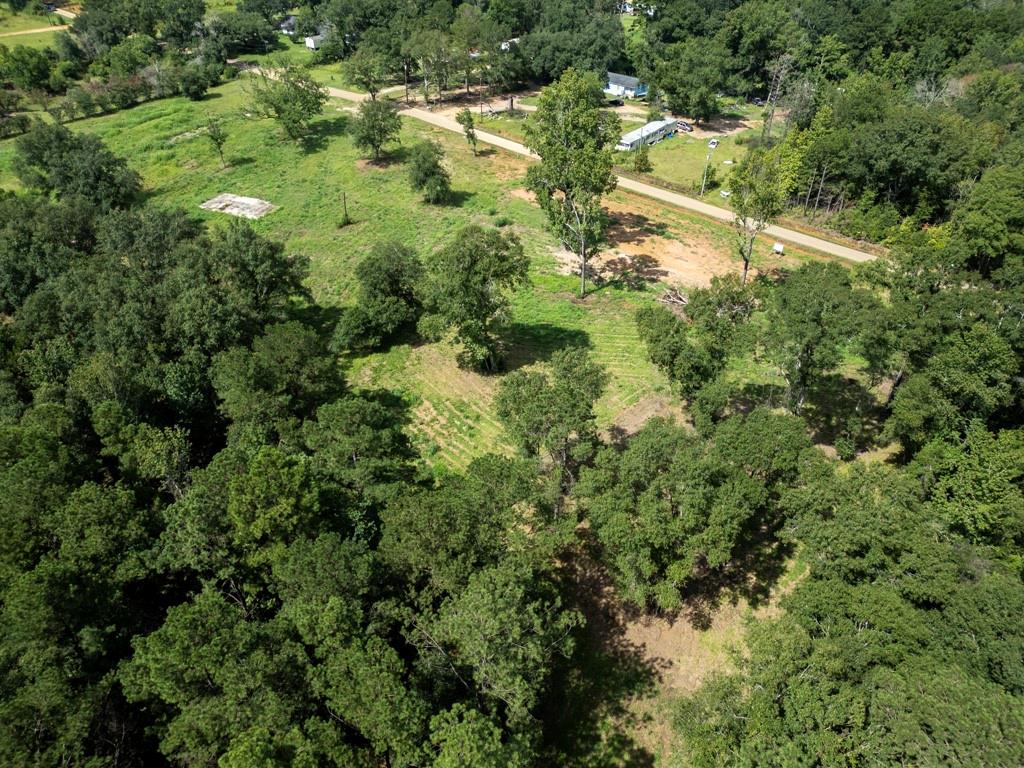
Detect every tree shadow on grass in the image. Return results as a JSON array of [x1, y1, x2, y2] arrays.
[[225, 155, 255, 169], [368, 145, 411, 166], [606, 211, 670, 244], [300, 115, 352, 153], [290, 303, 343, 341], [802, 372, 886, 450], [436, 189, 475, 207], [503, 322, 591, 371], [540, 536, 659, 767], [591, 253, 668, 291], [675, 531, 794, 631]]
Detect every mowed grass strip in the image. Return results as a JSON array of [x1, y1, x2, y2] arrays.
[[0, 9, 66, 34], [0, 28, 61, 48]]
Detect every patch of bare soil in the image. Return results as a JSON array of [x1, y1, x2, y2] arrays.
[[168, 127, 208, 144], [355, 158, 387, 171], [685, 114, 758, 139], [487, 153, 528, 181], [607, 203, 737, 285], [546, 201, 740, 289], [604, 393, 688, 441], [507, 187, 536, 203]]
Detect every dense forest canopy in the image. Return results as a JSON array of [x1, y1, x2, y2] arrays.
[[1, 0, 1023, 765]]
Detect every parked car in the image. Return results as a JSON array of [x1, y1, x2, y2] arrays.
[[676, 120, 693, 132], [606, 98, 624, 107], [753, 97, 765, 107], [720, 190, 731, 198], [708, 139, 719, 149]]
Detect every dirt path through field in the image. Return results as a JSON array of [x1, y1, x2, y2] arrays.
[[405, 107, 877, 264], [0, 26, 61, 36]]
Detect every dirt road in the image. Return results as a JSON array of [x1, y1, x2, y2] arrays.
[[261, 74, 875, 263], [0, 25, 63, 37], [402, 107, 877, 264]]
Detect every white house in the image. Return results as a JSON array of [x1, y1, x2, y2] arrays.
[[304, 34, 324, 50], [605, 72, 648, 99], [616, 118, 676, 151]]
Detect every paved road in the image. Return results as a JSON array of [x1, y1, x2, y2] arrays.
[[402, 108, 877, 264]]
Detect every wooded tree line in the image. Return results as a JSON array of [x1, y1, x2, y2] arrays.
[[640, 0, 1024, 239]]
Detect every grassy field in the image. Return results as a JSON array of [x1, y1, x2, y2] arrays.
[[0, 27, 61, 48], [0, 8, 65, 34], [0, 76, 825, 470], [0, 77, 696, 470]]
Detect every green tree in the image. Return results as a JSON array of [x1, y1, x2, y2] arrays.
[[765, 262, 870, 412], [914, 424, 1024, 549], [212, 321, 343, 446], [248, 60, 328, 141], [408, 140, 452, 204], [205, 116, 228, 168], [495, 346, 608, 483], [331, 241, 423, 351], [0, 44, 53, 92], [342, 45, 388, 99], [636, 275, 755, 403], [729, 140, 800, 283], [456, 106, 477, 154], [433, 558, 582, 722], [121, 588, 318, 765], [887, 323, 1017, 452], [655, 38, 728, 121], [430, 705, 529, 768], [351, 98, 401, 160], [13, 122, 141, 211], [525, 67, 620, 297], [577, 410, 810, 611], [417, 225, 529, 371], [632, 142, 653, 173]]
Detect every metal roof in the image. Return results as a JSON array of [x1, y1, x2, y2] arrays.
[[607, 72, 642, 89], [619, 118, 676, 145]]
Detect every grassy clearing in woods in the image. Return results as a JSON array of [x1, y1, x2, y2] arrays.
[[0, 77, 828, 471], [0, 78, 685, 469]]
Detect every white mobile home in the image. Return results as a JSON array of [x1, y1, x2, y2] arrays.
[[616, 118, 677, 151]]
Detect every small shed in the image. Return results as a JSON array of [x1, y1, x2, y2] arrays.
[[605, 72, 648, 99], [616, 118, 676, 151], [304, 34, 324, 50]]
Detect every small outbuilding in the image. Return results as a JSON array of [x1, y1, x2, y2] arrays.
[[605, 72, 648, 100], [304, 34, 324, 50], [616, 118, 676, 151]]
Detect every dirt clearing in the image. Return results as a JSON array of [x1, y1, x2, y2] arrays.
[[199, 193, 277, 219]]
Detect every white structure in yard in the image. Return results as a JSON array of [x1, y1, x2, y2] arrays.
[[616, 118, 677, 151], [605, 72, 648, 99], [304, 34, 324, 50]]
